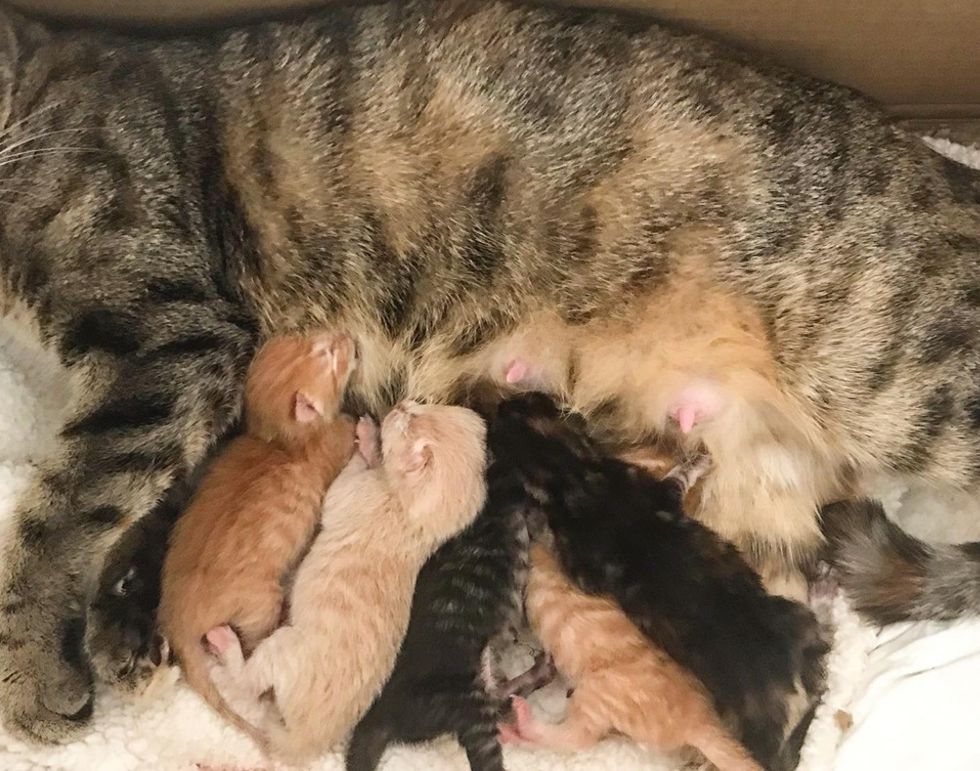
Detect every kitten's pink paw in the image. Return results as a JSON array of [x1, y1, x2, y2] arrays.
[[356, 416, 381, 465], [498, 723, 523, 744], [510, 696, 536, 739], [205, 625, 237, 657]]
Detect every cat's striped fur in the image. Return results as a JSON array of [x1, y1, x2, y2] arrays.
[[0, 0, 977, 742]]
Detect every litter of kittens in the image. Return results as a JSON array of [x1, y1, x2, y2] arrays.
[[0, 320, 878, 771]]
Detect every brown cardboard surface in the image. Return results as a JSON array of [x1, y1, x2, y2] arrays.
[[6, 0, 980, 119]]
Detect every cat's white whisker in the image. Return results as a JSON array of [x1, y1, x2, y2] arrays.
[[0, 127, 96, 159]]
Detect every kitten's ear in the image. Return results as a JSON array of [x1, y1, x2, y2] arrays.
[[312, 337, 337, 367], [405, 439, 433, 474], [293, 391, 322, 423]]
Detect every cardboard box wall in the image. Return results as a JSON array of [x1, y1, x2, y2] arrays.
[[8, 0, 980, 123]]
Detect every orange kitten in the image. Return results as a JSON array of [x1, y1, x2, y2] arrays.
[[158, 332, 357, 733], [505, 543, 762, 771], [207, 401, 488, 762]]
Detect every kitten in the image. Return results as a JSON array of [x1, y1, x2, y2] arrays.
[[503, 542, 761, 771], [208, 402, 488, 762], [344, 433, 531, 771], [821, 498, 980, 624], [158, 333, 358, 731], [489, 393, 828, 771], [86, 480, 183, 691], [86, 428, 237, 691]]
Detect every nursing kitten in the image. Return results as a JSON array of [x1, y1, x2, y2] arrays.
[[490, 393, 828, 771], [504, 543, 761, 771], [3, 0, 980, 741], [86, 428, 236, 691], [344, 435, 530, 771], [159, 333, 358, 731], [821, 498, 980, 624], [209, 403, 488, 762], [85, 478, 182, 691]]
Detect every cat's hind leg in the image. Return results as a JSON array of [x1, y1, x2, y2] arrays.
[[695, 416, 833, 600]]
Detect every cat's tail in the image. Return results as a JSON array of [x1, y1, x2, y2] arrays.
[[821, 499, 980, 623], [172, 633, 273, 755], [687, 720, 764, 771]]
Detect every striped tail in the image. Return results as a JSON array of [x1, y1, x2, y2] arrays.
[[822, 499, 980, 623]]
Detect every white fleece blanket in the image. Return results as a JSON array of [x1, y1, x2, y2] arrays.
[[0, 137, 978, 771]]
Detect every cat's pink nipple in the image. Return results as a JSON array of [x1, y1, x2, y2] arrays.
[[676, 404, 697, 434], [667, 380, 725, 434], [504, 359, 529, 385]]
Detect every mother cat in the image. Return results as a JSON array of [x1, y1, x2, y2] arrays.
[[0, 0, 977, 743]]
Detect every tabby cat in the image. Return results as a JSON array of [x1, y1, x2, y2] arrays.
[[0, 0, 977, 743]]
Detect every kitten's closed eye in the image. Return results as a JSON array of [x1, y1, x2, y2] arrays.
[[111, 567, 137, 597]]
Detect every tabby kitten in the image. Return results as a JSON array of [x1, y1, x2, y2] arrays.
[[345, 448, 529, 771], [489, 393, 828, 771], [0, 0, 977, 742]]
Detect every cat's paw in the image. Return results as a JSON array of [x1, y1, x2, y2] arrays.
[[497, 722, 523, 744], [500, 696, 537, 744], [205, 625, 245, 673], [87, 623, 167, 692], [356, 416, 381, 466], [0, 571, 95, 743]]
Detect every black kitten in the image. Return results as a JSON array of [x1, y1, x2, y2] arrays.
[[85, 480, 185, 688], [85, 434, 234, 689], [345, 453, 531, 771], [490, 393, 828, 771]]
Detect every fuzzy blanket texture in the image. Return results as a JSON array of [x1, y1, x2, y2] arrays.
[[0, 137, 979, 771]]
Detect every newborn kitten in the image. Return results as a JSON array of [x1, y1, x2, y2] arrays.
[[504, 542, 761, 771], [209, 402, 488, 762], [490, 393, 828, 771], [86, 478, 185, 690], [158, 333, 358, 731], [344, 437, 531, 771], [86, 430, 236, 690]]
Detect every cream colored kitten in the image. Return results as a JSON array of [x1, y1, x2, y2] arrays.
[[207, 401, 488, 762]]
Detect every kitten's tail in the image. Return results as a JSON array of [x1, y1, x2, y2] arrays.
[[345, 711, 393, 771], [687, 720, 764, 771], [821, 499, 980, 623], [456, 693, 506, 771], [173, 635, 273, 755]]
